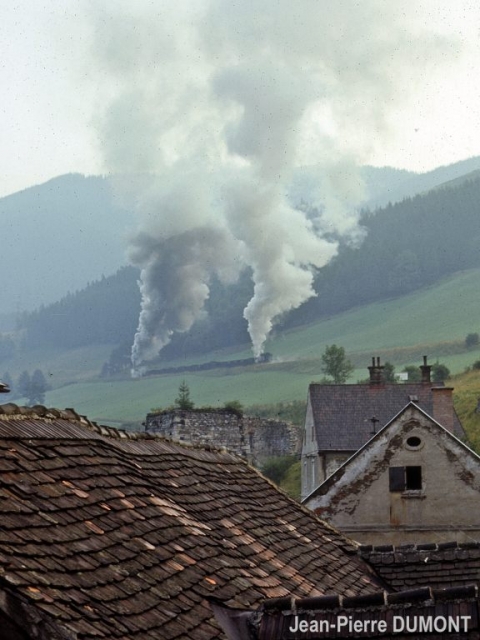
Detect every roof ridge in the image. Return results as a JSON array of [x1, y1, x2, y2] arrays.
[[263, 584, 479, 612], [359, 540, 480, 554], [0, 402, 246, 456], [0, 403, 135, 439]]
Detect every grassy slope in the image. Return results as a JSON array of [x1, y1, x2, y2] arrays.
[[35, 267, 480, 426], [452, 369, 480, 452]]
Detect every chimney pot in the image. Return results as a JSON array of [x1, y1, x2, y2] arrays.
[[368, 356, 385, 386], [420, 355, 432, 384]]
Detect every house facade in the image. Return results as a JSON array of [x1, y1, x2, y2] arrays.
[[301, 357, 464, 500], [304, 403, 480, 545]]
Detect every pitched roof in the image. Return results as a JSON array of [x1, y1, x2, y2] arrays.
[[304, 402, 480, 507], [0, 403, 381, 640], [308, 382, 464, 450], [215, 584, 480, 639], [360, 541, 480, 591]]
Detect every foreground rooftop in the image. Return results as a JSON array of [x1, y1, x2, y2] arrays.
[[0, 403, 380, 639]]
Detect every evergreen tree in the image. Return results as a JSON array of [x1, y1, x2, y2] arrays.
[[16, 370, 48, 405], [29, 369, 48, 405], [175, 381, 195, 410]]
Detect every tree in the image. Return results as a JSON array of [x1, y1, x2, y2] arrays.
[[321, 345, 354, 383], [16, 369, 48, 405], [175, 380, 194, 410], [384, 361, 397, 383], [402, 365, 421, 382], [29, 369, 48, 405], [465, 333, 479, 349], [432, 362, 450, 383]]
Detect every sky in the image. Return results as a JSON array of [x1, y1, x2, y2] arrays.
[[1, 1, 480, 199], [2, 1, 480, 362]]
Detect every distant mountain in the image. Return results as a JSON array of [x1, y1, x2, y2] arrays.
[[2, 156, 480, 323], [0, 174, 134, 316], [361, 156, 480, 209], [18, 170, 480, 363]]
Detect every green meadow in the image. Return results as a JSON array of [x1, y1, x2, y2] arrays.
[[8, 267, 480, 427]]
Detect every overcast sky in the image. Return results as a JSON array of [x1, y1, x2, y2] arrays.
[[1, 0, 480, 198]]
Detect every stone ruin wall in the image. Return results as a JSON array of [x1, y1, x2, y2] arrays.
[[144, 409, 301, 466]]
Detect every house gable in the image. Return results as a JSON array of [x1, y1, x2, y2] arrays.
[[301, 358, 466, 501], [304, 403, 480, 545]]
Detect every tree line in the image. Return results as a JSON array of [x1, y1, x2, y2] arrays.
[[17, 176, 480, 361], [2, 370, 49, 405]]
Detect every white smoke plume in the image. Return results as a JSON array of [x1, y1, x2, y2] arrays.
[[85, 0, 454, 368]]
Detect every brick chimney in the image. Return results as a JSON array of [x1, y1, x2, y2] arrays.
[[368, 357, 385, 386], [420, 355, 431, 384], [431, 386, 455, 433]]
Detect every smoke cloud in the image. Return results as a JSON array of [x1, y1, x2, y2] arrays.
[[85, 0, 454, 368]]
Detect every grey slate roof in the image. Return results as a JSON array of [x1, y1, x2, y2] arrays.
[[309, 382, 464, 450], [0, 403, 382, 640], [360, 542, 480, 591], [215, 583, 480, 639]]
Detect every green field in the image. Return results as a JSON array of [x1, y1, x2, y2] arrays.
[[7, 268, 480, 427]]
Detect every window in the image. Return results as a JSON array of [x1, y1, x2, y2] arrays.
[[406, 436, 422, 448], [389, 466, 422, 492]]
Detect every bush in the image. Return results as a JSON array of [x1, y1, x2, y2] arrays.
[[261, 456, 297, 486], [223, 400, 244, 417]]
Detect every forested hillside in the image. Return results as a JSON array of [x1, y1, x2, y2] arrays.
[[17, 267, 254, 359], [3, 157, 480, 324], [16, 173, 480, 361], [18, 267, 141, 348], [285, 175, 480, 327]]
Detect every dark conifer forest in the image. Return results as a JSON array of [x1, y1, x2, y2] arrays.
[[16, 175, 480, 360]]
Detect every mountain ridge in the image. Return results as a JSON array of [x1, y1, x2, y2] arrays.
[[3, 156, 480, 319]]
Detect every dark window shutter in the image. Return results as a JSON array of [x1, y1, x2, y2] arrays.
[[389, 467, 405, 492]]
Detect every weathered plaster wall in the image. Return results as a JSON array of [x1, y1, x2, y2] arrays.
[[306, 406, 480, 545], [301, 398, 353, 498], [145, 410, 300, 466], [301, 398, 317, 499]]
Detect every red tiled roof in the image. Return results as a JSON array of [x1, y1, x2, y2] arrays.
[[0, 404, 381, 639], [309, 383, 464, 450]]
